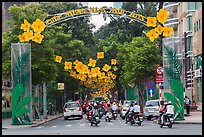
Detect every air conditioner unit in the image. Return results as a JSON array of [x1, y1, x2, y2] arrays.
[[195, 69, 202, 78]]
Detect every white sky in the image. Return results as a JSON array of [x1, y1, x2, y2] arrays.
[[88, 2, 113, 32]]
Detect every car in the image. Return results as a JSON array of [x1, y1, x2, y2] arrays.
[[143, 99, 160, 120], [63, 101, 83, 120]]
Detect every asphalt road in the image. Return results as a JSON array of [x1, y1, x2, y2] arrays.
[[2, 115, 202, 135]]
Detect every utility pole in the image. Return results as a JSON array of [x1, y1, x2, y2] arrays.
[[158, 2, 164, 56], [43, 82, 47, 119]]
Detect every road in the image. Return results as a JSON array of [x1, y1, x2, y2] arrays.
[[2, 115, 202, 135]]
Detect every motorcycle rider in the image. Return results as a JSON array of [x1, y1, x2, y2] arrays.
[[160, 101, 174, 123], [130, 101, 140, 118], [111, 102, 118, 113]]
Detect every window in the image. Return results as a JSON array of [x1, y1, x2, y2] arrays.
[[194, 23, 196, 32], [188, 16, 192, 31], [198, 20, 201, 31], [195, 2, 202, 10], [188, 2, 196, 10]]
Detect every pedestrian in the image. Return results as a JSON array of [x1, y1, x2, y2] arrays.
[[184, 96, 190, 115]]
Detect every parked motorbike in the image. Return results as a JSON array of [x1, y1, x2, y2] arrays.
[[159, 113, 174, 128], [105, 112, 112, 122], [89, 114, 101, 126]]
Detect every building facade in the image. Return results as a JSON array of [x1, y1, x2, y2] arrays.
[[113, 2, 123, 9], [163, 2, 202, 110]]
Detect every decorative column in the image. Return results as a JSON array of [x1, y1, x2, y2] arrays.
[[11, 43, 32, 125]]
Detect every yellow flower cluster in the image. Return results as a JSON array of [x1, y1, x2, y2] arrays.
[[18, 19, 46, 44], [146, 9, 173, 42], [55, 52, 118, 95]]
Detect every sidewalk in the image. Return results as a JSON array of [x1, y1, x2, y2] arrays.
[[2, 113, 63, 129]]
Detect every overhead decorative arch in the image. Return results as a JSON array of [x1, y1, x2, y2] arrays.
[[43, 7, 149, 27]]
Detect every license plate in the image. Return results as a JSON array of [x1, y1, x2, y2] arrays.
[[170, 118, 174, 121], [148, 109, 154, 112], [96, 117, 99, 120]]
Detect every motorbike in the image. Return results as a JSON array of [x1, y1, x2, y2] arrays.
[[112, 110, 118, 120], [105, 112, 112, 122], [86, 110, 93, 121], [125, 111, 143, 126], [130, 112, 143, 126], [159, 113, 174, 128], [89, 114, 101, 126], [98, 107, 104, 119]]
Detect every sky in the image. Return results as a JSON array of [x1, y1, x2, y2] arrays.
[[88, 2, 113, 32]]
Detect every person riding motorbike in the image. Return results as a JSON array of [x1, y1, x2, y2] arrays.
[[111, 102, 118, 113], [160, 101, 174, 123], [130, 101, 140, 119]]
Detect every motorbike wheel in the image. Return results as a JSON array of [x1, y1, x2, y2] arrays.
[[95, 123, 98, 126], [105, 119, 107, 122], [108, 119, 111, 122], [168, 123, 173, 128], [160, 124, 163, 128], [138, 122, 142, 126]]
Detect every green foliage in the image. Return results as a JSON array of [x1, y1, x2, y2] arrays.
[[163, 45, 184, 119], [163, 45, 182, 80], [164, 92, 180, 112]]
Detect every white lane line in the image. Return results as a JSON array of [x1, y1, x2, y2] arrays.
[[51, 125, 57, 128], [107, 123, 114, 125], [79, 123, 86, 126], [35, 126, 45, 128], [66, 124, 72, 127]]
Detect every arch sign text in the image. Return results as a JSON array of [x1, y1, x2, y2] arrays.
[[44, 7, 148, 27]]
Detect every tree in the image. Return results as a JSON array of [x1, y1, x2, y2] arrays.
[[117, 37, 162, 108]]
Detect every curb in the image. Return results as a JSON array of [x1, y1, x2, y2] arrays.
[[2, 114, 63, 129], [30, 114, 63, 127]]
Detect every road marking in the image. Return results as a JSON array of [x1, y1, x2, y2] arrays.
[[107, 123, 114, 126], [51, 125, 57, 128], [79, 123, 86, 126], [66, 124, 72, 127], [36, 126, 44, 128]]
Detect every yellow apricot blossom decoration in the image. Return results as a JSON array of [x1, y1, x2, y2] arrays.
[[157, 8, 169, 24], [88, 58, 97, 67], [19, 18, 46, 44], [64, 61, 72, 70], [113, 66, 118, 71], [111, 59, 117, 65], [163, 26, 173, 37], [97, 52, 104, 59], [20, 19, 31, 31], [31, 18, 46, 33], [102, 64, 111, 72], [155, 24, 164, 35], [32, 33, 44, 44], [55, 55, 62, 63], [146, 17, 157, 27], [146, 29, 159, 42], [18, 32, 30, 42]]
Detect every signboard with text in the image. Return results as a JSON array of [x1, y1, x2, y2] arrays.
[[155, 65, 163, 83]]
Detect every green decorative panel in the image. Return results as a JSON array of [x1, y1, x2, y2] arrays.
[[11, 43, 32, 125], [163, 39, 185, 120]]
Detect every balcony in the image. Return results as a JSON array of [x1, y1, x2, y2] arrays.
[[163, 2, 179, 9], [164, 18, 179, 26]]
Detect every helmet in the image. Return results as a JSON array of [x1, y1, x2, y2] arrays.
[[167, 101, 172, 105], [94, 103, 97, 106]]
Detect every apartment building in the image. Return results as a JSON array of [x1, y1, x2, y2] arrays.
[[163, 2, 202, 110]]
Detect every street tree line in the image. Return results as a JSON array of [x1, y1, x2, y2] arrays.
[[2, 2, 162, 111]]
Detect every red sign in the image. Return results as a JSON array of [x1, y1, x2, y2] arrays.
[[155, 65, 163, 83]]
